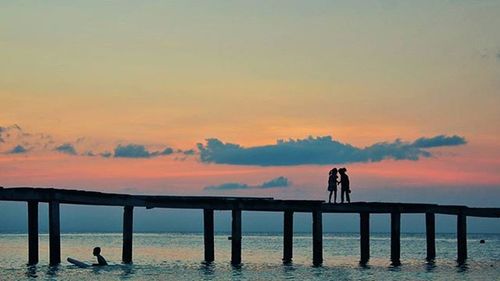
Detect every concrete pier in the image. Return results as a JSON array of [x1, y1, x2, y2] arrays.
[[0, 187, 498, 267]]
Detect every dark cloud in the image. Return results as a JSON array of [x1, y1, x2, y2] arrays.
[[204, 183, 250, 191], [204, 176, 291, 191], [100, 151, 113, 158], [161, 147, 174, 155], [183, 149, 195, 155], [55, 143, 77, 155], [9, 145, 27, 154], [197, 135, 466, 166], [261, 176, 290, 188], [412, 135, 466, 148], [113, 144, 176, 158], [114, 144, 152, 158]]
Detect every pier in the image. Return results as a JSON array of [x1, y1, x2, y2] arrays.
[[1, 187, 499, 266]]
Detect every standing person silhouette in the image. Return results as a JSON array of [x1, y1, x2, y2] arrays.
[[339, 168, 351, 203], [327, 168, 338, 203]]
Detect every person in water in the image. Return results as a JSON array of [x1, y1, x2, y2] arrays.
[[327, 168, 338, 203], [339, 168, 351, 203], [92, 247, 108, 266]]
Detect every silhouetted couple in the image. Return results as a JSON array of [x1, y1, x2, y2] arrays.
[[327, 167, 350, 204]]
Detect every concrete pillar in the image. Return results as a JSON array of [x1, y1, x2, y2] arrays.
[[283, 210, 293, 263], [203, 209, 215, 263], [28, 201, 39, 265], [360, 212, 370, 264], [312, 210, 323, 266], [457, 213, 467, 264], [49, 201, 61, 265], [122, 206, 134, 264], [390, 212, 401, 266], [425, 212, 436, 261], [231, 209, 242, 265]]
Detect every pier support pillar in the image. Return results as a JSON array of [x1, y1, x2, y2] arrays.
[[49, 201, 61, 266], [122, 206, 134, 264], [231, 209, 242, 265], [203, 209, 215, 263], [425, 213, 436, 261], [457, 213, 467, 264], [312, 210, 323, 266], [28, 201, 39, 265], [283, 210, 293, 263], [390, 212, 401, 266], [360, 212, 370, 264]]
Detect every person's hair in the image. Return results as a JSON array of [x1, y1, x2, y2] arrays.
[[93, 247, 101, 255]]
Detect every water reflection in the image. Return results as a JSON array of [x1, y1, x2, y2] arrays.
[[1, 232, 499, 280], [25, 265, 38, 278], [425, 259, 436, 272], [282, 261, 296, 280], [198, 261, 215, 276], [387, 264, 402, 272], [359, 262, 371, 270], [120, 264, 135, 278], [456, 262, 468, 273], [231, 263, 243, 278], [46, 265, 60, 277]]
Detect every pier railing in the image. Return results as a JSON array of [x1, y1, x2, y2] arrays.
[[1, 187, 499, 266]]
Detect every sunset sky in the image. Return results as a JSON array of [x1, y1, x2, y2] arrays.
[[1, 0, 500, 221]]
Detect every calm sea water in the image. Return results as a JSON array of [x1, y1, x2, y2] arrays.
[[0, 232, 498, 280]]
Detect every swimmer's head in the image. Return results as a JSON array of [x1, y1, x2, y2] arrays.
[[93, 247, 101, 256]]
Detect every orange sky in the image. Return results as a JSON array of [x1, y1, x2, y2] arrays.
[[1, 1, 499, 202]]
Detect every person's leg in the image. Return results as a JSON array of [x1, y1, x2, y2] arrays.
[[328, 191, 332, 203], [341, 190, 345, 203], [334, 190, 337, 203], [346, 191, 350, 203]]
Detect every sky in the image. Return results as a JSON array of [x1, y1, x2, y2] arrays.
[[1, 1, 499, 233]]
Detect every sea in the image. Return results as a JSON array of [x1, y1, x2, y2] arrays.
[[0, 232, 498, 281]]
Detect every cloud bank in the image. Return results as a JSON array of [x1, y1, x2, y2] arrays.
[[1, 124, 182, 159], [197, 135, 466, 166], [1, 124, 466, 166], [204, 176, 291, 191]]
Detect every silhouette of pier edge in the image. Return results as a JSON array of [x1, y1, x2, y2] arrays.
[[1, 187, 499, 267]]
